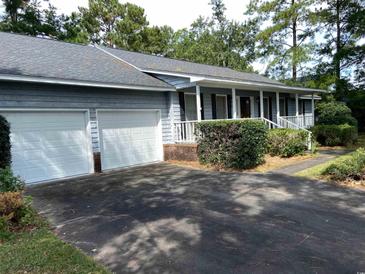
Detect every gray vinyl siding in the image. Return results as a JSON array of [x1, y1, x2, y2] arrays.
[[0, 82, 173, 152], [286, 98, 313, 116], [304, 100, 312, 114], [288, 98, 296, 116]]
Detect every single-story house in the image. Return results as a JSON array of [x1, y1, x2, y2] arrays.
[[0, 32, 325, 184]]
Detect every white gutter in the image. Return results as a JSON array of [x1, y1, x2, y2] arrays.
[[0, 74, 175, 92], [139, 69, 326, 93], [195, 78, 327, 93]]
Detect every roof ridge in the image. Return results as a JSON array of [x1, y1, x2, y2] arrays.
[[103, 45, 254, 73]]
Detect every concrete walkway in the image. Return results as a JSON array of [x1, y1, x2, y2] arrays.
[[271, 150, 351, 175]]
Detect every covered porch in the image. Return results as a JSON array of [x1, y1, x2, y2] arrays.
[[171, 79, 323, 144]]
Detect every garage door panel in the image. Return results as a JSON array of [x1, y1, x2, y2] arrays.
[[98, 110, 161, 171], [0, 111, 92, 184]]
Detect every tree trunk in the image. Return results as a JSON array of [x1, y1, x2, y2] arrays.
[[292, 0, 297, 81], [335, 0, 341, 83]]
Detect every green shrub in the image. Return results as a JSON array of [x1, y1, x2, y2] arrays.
[[312, 124, 358, 146], [0, 193, 42, 232], [0, 115, 11, 169], [268, 128, 309, 157], [316, 101, 358, 127], [0, 167, 25, 193], [323, 148, 365, 181], [196, 120, 268, 169], [347, 91, 365, 132]]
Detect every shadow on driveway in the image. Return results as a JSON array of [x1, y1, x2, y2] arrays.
[[27, 163, 365, 274]]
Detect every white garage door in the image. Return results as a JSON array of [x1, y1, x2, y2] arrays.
[[0, 111, 92, 184], [98, 110, 162, 171]]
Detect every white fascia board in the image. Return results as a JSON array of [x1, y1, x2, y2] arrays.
[[0, 74, 175, 92], [137, 69, 327, 94], [196, 78, 327, 94], [140, 69, 195, 80]]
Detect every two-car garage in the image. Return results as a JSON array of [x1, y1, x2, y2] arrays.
[[1, 109, 163, 184]]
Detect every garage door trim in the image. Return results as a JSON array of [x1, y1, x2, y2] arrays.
[[0, 108, 95, 182], [96, 109, 164, 171]]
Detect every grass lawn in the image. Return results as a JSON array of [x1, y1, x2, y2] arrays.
[[0, 227, 110, 274], [296, 132, 365, 179], [295, 152, 354, 178]]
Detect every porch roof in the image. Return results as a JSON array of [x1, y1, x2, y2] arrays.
[[188, 77, 327, 95]]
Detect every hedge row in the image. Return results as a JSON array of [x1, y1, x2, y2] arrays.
[[311, 124, 357, 146], [268, 128, 309, 157], [196, 120, 268, 169]]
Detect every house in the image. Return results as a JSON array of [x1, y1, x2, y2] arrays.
[[0, 32, 325, 184]]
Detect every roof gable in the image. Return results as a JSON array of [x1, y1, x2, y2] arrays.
[[0, 32, 172, 90]]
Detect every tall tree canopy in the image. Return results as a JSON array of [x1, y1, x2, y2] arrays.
[[246, 0, 315, 81], [169, 0, 257, 71], [0, 0, 363, 92], [310, 0, 365, 97]]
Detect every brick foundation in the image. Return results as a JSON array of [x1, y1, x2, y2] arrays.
[[163, 144, 198, 161], [93, 152, 102, 173]]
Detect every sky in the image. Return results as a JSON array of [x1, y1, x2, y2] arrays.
[[47, 0, 251, 30]]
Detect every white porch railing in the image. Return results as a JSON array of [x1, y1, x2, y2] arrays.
[[279, 114, 314, 129], [173, 116, 312, 150], [173, 117, 281, 144], [278, 116, 313, 150]]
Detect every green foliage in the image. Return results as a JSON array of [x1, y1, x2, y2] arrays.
[[322, 148, 365, 181], [312, 124, 358, 146], [347, 91, 365, 132], [246, 0, 315, 80], [168, 1, 257, 72], [309, 0, 365, 97], [196, 120, 268, 169], [268, 128, 309, 157], [0, 167, 25, 193], [0, 115, 11, 170], [0, 192, 43, 234], [79, 0, 149, 50], [316, 101, 358, 126]]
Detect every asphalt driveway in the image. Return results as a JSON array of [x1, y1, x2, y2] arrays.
[[28, 163, 365, 274]]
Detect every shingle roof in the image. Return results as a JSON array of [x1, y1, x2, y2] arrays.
[[0, 32, 173, 89], [103, 47, 285, 86]]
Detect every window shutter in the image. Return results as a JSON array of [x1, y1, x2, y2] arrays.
[[200, 93, 204, 120], [211, 94, 217, 119], [227, 94, 232, 119]]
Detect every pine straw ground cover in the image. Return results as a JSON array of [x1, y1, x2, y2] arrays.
[[168, 153, 316, 173]]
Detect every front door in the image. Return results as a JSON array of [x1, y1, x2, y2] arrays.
[[240, 97, 251, 118]]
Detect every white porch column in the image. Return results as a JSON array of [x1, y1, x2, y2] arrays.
[[311, 93, 315, 125], [260, 90, 264, 118], [196, 85, 202, 121], [232, 88, 237, 119], [295, 93, 299, 116], [276, 91, 280, 122]]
